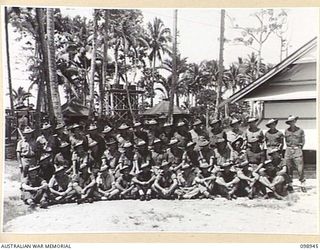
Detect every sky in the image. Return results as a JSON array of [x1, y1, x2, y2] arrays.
[[3, 7, 319, 108]]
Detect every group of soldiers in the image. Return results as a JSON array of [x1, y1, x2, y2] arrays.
[[16, 114, 306, 209]]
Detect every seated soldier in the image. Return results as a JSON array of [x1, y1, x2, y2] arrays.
[[21, 165, 49, 209], [174, 163, 200, 199], [48, 166, 77, 204], [72, 161, 100, 204], [132, 162, 156, 201], [194, 162, 216, 199], [110, 165, 137, 200], [152, 160, 178, 199], [96, 164, 115, 200], [215, 161, 240, 200], [236, 137, 266, 199], [258, 148, 290, 200], [38, 152, 55, 183]]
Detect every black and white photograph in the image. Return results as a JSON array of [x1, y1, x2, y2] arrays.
[[2, 6, 318, 234]]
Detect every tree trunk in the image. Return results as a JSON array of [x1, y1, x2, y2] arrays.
[[36, 8, 55, 123], [150, 55, 156, 107], [5, 7, 14, 114], [47, 8, 63, 125], [215, 9, 225, 119], [88, 10, 98, 120], [114, 43, 120, 85], [100, 9, 109, 117], [122, 35, 135, 122], [5, 7, 14, 141], [168, 10, 178, 124]]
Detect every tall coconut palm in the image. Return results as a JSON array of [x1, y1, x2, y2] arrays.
[[47, 8, 63, 124], [88, 9, 98, 120], [146, 17, 171, 107], [11, 87, 32, 108], [160, 54, 188, 107], [100, 9, 109, 117], [224, 63, 248, 94], [5, 7, 14, 114]]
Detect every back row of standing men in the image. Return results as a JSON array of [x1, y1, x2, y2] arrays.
[[16, 114, 306, 208]]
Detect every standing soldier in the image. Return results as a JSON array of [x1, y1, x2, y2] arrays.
[[198, 137, 215, 168], [145, 119, 159, 146], [69, 124, 88, 150], [214, 137, 231, 166], [71, 141, 90, 176], [54, 122, 70, 146], [101, 125, 114, 142], [208, 119, 227, 149], [54, 142, 72, 174], [174, 121, 192, 148], [189, 119, 208, 150], [183, 141, 200, 169], [265, 119, 284, 159], [87, 123, 106, 163], [226, 118, 245, 149], [158, 122, 174, 146], [101, 138, 121, 178], [36, 122, 56, 155], [38, 152, 55, 183], [245, 117, 264, 149], [133, 140, 152, 174], [167, 138, 184, 171], [151, 138, 168, 168], [118, 142, 135, 172], [116, 123, 134, 151], [133, 122, 149, 145], [16, 126, 37, 178], [284, 115, 306, 192]]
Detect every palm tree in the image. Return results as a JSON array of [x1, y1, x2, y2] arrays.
[[146, 17, 171, 107], [88, 9, 98, 120], [5, 7, 14, 114], [11, 87, 32, 108], [160, 54, 188, 106], [47, 8, 63, 124], [224, 63, 249, 94]]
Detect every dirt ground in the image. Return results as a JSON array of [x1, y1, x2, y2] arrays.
[[2, 160, 319, 234]]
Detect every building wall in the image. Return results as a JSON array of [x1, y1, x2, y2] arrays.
[[259, 99, 316, 152], [264, 99, 316, 120]]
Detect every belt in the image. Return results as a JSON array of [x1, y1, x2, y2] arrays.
[[21, 155, 35, 159], [287, 146, 301, 149]]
